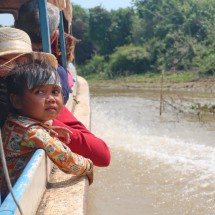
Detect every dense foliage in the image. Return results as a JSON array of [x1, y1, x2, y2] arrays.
[[72, 0, 215, 79]]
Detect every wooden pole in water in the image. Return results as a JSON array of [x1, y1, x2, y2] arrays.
[[160, 70, 164, 116]]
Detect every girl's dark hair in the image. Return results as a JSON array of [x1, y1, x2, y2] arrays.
[[6, 59, 60, 97]]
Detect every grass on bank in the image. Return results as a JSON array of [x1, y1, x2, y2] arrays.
[[84, 71, 214, 90]]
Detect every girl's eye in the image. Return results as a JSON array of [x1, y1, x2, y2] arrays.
[[35, 90, 44, 94], [52, 90, 60, 95]]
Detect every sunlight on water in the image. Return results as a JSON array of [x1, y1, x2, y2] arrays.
[[88, 95, 215, 215]]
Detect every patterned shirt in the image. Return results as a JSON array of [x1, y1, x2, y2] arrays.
[[0, 114, 93, 201]]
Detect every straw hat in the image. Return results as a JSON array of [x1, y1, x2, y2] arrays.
[[0, 27, 58, 76]]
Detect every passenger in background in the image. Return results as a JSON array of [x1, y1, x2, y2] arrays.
[[16, 0, 71, 104], [0, 55, 93, 202], [0, 75, 7, 127], [57, 33, 78, 89], [0, 27, 110, 167]]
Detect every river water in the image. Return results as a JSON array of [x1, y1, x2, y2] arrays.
[[87, 88, 215, 215]]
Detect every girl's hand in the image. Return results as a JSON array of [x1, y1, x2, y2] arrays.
[[87, 171, 93, 185], [50, 126, 73, 144], [86, 160, 93, 185], [44, 120, 53, 126]]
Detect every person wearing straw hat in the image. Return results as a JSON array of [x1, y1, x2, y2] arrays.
[[0, 27, 111, 167]]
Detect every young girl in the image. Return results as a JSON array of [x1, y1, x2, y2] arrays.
[[0, 56, 93, 202]]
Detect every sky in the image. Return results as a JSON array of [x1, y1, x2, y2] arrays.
[[0, 0, 133, 26], [71, 0, 133, 10]]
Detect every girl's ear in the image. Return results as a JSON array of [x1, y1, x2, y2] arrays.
[[10, 94, 22, 110]]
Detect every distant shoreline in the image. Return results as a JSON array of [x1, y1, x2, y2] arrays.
[[88, 78, 215, 93]]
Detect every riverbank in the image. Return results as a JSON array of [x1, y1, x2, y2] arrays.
[[87, 75, 215, 93]]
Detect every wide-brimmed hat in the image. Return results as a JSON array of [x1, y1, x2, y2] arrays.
[[0, 27, 58, 76]]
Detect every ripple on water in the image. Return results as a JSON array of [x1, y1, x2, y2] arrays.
[[88, 93, 215, 215]]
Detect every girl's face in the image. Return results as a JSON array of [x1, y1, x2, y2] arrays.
[[13, 84, 63, 122]]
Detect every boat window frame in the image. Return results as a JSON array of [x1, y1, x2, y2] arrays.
[[38, 0, 67, 71]]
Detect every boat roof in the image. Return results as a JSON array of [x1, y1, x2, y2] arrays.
[[0, 0, 72, 23], [0, 0, 29, 10]]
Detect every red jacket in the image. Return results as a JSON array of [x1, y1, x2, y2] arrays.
[[53, 106, 111, 167]]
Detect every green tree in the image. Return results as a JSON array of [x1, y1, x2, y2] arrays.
[[73, 0, 215, 77], [109, 45, 150, 77], [88, 7, 134, 55], [107, 8, 134, 52], [89, 6, 111, 54], [78, 54, 108, 78], [72, 4, 94, 64], [132, 0, 215, 73]]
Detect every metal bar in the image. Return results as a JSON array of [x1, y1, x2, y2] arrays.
[[59, 11, 67, 71], [37, 0, 51, 53]]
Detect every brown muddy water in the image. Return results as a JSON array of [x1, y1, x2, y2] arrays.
[[87, 88, 215, 215]]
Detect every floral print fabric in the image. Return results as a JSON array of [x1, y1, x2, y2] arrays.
[[0, 114, 92, 202]]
